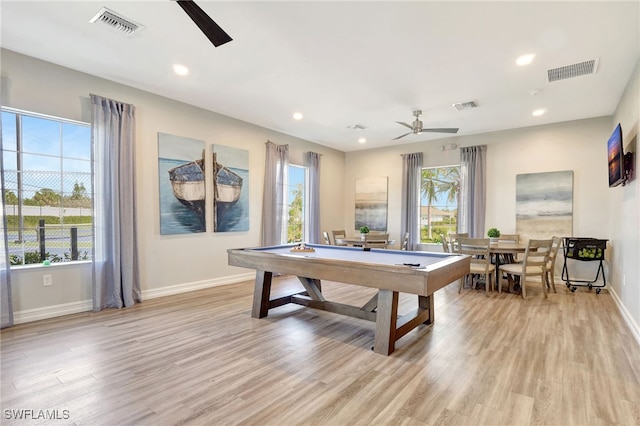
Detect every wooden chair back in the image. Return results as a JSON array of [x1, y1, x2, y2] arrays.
[[498, 238, 552, 298], [322, 231, 332, 245], [449, 232, 469, 252], [523, 239, 553, 269], [545, 236, 562, 292], [498, 234, 519, 243], [364, 233, 389, 249], [497, 233, 520, 262], [440, 234, 450, 253], [401, 232, 410, 250], [332, 230, 347, 246], [457, 238, 495, 293]]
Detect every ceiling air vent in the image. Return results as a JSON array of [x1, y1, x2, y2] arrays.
[[547, 59, 598, 83], [90, 7, 144, 36], [347, 124, 366, 130], [452, 101, 478, 111]]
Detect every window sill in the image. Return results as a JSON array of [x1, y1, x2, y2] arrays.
[[10, 260, 92, 271]]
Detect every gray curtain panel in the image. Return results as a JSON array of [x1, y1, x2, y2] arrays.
[[1, 146, 14, 329], [91, 94, 141, 310], [261, 141, 289, 246], [401, 152, 423, 251], [305, 151, 321, 244], [459, 145, 487, 238]]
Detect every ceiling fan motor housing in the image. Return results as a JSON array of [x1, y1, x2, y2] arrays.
[[412, 118, 423, 133]]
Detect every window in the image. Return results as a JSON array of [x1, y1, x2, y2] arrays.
[[1, 108, 93, 266], [420, 166, 460, 243], [284, 164, 308, 243]]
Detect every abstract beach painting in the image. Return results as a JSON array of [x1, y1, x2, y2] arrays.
[[354, 177, 388, 231], [516, 170, 573, 242]]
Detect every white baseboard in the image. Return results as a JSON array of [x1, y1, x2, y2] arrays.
[[13, 299, 93, 324], [12, 273, 255, 325], [142, 273, 255, 300], [608, 286, 640, 347]]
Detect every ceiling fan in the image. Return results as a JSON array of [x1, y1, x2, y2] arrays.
[[393, 110, 459, 140], [176, 0, 233, 47]]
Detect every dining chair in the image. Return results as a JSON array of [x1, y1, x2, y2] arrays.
[[332, 230, 347, 246], [322, 231, 332, 245], [440, 234, 450, 253], [496, 233, 520, 263], [448, 232, 469, 253], [499, 238, 553, 299], [457, 238, 495, 294], [498, 234, 519, 243], [364, 233, 388, 249], [544, 236, 562, 293], [400, 232, 410, 250]]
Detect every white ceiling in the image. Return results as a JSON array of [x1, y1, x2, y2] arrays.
[[1, 1, 639, 152]]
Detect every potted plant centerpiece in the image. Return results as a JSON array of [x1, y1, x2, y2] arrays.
[[360, 226, 370, 240], [487, 228, 500, 243]]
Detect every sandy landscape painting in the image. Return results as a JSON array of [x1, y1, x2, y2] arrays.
[[516, 170, 573, 242]]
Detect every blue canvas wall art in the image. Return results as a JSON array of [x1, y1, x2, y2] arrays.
[[158, 133, 206, 234], [212, 144, 249, 232]]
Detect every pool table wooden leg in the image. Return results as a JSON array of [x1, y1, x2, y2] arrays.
[[419, 295, 434, 324], [373, 289, 399, 355], [252, 270, 273, 318]]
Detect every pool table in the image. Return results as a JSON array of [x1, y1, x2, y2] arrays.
[[227, 244, 470, 355]]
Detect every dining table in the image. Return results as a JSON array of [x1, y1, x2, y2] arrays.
[[488, 241, 528, 291]]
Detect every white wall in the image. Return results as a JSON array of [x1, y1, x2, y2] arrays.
[[345, 117, 612, 245], [1, 49, 346, 319], [610, 59, 639, 339]]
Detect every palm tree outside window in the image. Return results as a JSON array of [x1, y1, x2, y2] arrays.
[[420, 166, 460, 243]]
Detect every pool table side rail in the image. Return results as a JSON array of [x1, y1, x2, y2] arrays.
[[227, 247, 470, 296]]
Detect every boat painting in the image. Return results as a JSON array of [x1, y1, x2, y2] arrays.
[[158, 133, 206, 235], [168, 152, 243, 226], [168, 156, 206, 221], [212, 144, 249, 232], [214, 159, 243, 205]]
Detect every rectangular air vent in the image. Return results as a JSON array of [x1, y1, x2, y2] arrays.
[[90, 7, 144, 36], [452, 101, 478, 111], [347, 124, 366, 130], [547, 59, 598, 83]]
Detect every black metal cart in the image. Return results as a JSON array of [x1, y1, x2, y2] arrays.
[[561, 237, 608, 294]]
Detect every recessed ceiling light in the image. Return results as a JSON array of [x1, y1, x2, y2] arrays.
[[516, 54, 535, 66], [173, 64, 189, 76], [532, 109, 546, 116], [292, 112, 304, 120], [358, 138, 366, 144]]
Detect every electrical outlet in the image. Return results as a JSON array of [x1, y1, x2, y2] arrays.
[[43, 274, 53, 287], [623, 275, 626, 287]]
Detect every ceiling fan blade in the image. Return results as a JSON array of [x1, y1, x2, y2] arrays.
[[396, 121, 413, 130], [421, 128, 460, 134], [176, 0, 233, 47], [392, 132, 412, 141]]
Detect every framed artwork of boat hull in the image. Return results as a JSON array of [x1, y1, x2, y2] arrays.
[[212, 144, 249, 232], [158, 133, 206, 234]]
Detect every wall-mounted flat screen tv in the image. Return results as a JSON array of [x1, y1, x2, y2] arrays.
[[607, 123, 625, 187]]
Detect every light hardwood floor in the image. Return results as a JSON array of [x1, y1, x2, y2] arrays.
[[2, 277, 639, 425]]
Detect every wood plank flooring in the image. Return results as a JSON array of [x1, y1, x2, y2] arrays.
[[2, 277, 639, 425]]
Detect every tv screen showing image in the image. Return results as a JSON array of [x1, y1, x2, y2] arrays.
[[607, 123, 624, 187]]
